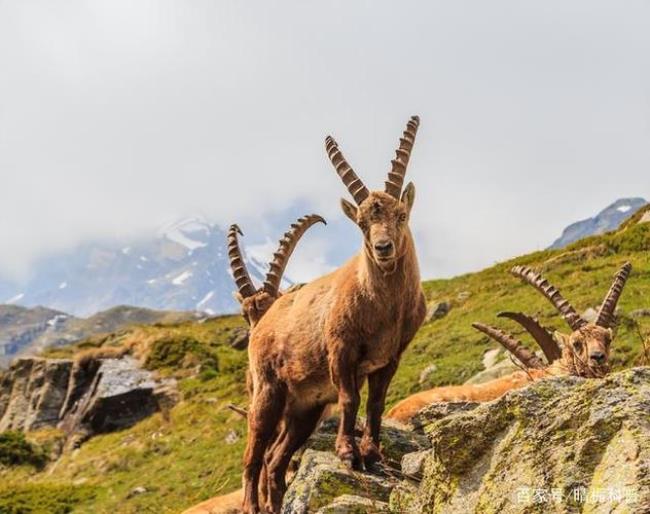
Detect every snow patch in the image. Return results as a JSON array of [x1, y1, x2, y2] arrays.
[[160, 216, 210, 251], [172, 270, 193, 285], [140, 256, 148, 262], [59, 282, 68, 289], [6, 293, 24, 304], [122, 247, 131, 255], [197, 291, 214, 309], [617, 205, 632, 213], [47, 314, 68, 327]]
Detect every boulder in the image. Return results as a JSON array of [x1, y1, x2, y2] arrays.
[[281, 450, 396, 514], [463, 357, 521, 385], [228, 328, 249, 350], [0, 357, 72, 431], [424, 302, 450, 323], [61, 357, 177, 441], [0, 355, 177, 446], [395, 367, 650, 513], [282, 417, 429, 513], [418, 364, 438, 386], [315, 494, 390, 513]]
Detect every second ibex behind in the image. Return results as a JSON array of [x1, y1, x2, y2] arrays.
[[242, 117, 427, 514]]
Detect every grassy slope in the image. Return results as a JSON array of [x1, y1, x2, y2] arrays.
[[1, 221, 649, 513]]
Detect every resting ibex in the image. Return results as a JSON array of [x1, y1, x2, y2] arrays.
[[387, 262, 632, 423], [242, 117, 426, 514], [227, 214, 326, 328]]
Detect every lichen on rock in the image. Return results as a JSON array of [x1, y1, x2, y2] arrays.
[[396, 367, 650, 514]]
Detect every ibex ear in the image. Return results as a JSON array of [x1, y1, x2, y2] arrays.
[[340, 198, 358, 223], [401, 182, 416, 213]]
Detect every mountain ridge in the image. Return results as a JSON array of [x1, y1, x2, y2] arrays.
[[549, 197, 648, 249]]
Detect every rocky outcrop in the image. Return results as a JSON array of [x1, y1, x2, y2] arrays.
[[0, 357, 72, 431], [281, 368, 650, 514], [0, 356, 177, 444]]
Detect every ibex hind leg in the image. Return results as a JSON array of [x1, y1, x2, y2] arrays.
[[265, 404, 325, 514], [242, 378, 287, 514], [260, 423, 285, 510]]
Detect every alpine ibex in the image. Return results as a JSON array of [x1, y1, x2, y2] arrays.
[[387, 262, 632, 423], [242, 117, 426, 514], [227, 214, 326, 328]]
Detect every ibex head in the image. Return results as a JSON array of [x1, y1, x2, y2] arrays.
[[474, 262, 632, 378], [326, 116, 420, 272], [227, 215, 326, 327]]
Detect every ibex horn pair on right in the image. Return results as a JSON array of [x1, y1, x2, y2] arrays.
[[227, 214, 326, 328], [386, 263, 633, 424], [474, 262, 633, 377]]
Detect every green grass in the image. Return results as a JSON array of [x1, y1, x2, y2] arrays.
[[2, 222, 649, 513]]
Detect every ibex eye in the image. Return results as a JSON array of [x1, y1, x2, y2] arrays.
[[398, 213, 407, 223]]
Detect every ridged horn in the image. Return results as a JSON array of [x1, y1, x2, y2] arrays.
[[472, 322, 545, 369], [262, 214, 327, 297], [497, 312, 562, 363], [227, 224, 256, 299], [510, 266, 587, 331], [595, 262, 632, 328], [385, 116, 420, 199], [325, 136, 369, 205]]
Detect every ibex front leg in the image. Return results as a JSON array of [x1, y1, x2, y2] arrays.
[[361, 360, 398, 468], [329, 344, 362, 470]]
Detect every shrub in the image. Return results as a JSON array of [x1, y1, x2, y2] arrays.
[[0, 431, 47, 469]]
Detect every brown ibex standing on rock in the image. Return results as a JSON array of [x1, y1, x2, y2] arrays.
[[387, 262, 632, 423], [242, 117, 426, 514]]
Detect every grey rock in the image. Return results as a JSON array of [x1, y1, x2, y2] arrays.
[[127, 486, 147, 499], [281, 450, 395, 514], [401, 449, 432, 478], [315, 494, 390, 513], [396, 367, 650, 513], [481, 348, 501, 370], [0, 357, 72, 431], [409, 401, 480, 434], [463, 357, 521, 385], [228, 328, 249, 350], [0, 355, 178, 446], [424, 302, 450, 323], [418, 364, 438, 385], [582, 307, 599, 323]]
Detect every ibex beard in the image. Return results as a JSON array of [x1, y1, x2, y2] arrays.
[[241, 117, 427, 514]]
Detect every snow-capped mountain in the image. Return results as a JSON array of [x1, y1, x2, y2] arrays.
[[0, 217, 292, 317], [549, 198, 648, 249]]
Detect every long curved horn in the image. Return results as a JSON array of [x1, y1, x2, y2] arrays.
[[497, 312, 562, 363], [262, 214, 327, 297], [472, 322, 545, 369], [385, 116, 420, 199], [325, 136, 369, 205], [227, 224, 256, 298], [510, 266, 586, 331], [595, 262, 632, 328]]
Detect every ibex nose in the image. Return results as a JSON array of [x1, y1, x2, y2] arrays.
[[590, 351, 606, 363], [374, 240, 394, 257]]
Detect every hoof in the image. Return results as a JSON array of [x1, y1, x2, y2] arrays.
[[360, 439, 383, 469]]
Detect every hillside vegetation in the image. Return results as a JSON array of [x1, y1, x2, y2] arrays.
[[1, 219, 649, 513]]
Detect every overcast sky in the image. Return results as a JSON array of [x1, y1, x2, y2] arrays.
[[1, 1, 649, 282]]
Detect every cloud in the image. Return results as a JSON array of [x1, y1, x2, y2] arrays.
[[1, 1, 649, 280]]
